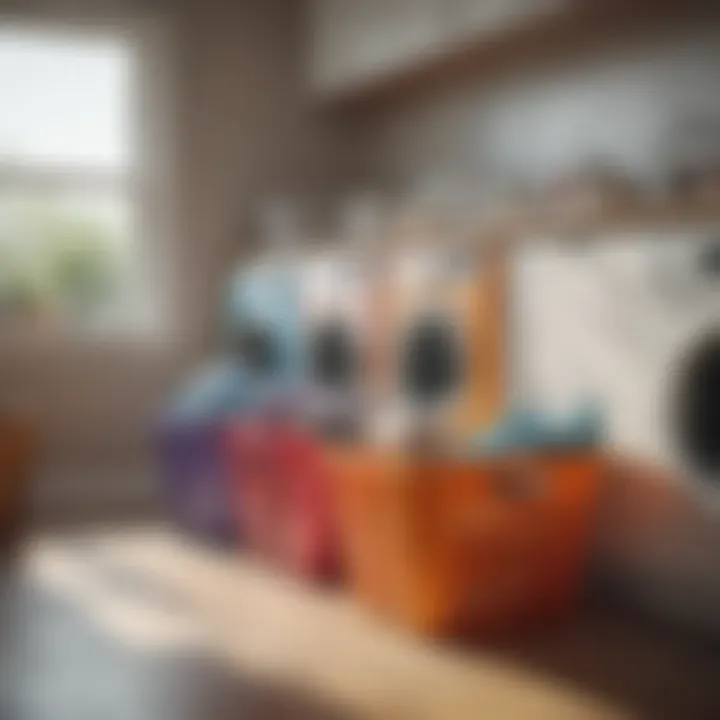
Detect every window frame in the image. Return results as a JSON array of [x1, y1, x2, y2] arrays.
[[0, 10, 178, 354]]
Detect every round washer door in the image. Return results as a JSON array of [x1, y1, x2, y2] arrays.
[[309, 320, 360, 392], [400, 315, 464, 407], [674, 330, 720, 485], [233, 321, 281, 378]]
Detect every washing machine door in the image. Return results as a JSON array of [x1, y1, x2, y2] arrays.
[[673, 330, 720, 487], [400, 314, 464, 409], [637, 233, 720, 488], [308, 319, 364, 439], [309, 320, 360, 392], [233, 320, 280, 379]]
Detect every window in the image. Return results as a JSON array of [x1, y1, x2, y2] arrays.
[[0, 21, 162, 338]]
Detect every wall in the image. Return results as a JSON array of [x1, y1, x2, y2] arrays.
[[0, 0, 341, 517], [309, 0, 567, 96], [174, 0, 341, 355], [341, 16, 720, 192]]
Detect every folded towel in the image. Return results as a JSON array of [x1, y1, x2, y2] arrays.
[[467, 402, 605, 457], [166, 360, 256, 424]]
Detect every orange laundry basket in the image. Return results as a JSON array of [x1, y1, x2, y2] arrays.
[[329, 446, 602, 637], [0, 417, 36, 560]]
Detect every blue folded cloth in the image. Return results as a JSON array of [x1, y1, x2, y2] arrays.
[[166, 360, 258, 425], [467, 402, 605, 457]]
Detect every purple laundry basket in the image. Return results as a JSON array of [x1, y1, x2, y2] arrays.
[[156, 360, 254, 547], [157, 420, 237, 546]]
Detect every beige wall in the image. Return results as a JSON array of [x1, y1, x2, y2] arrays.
[[309, 0, 566, 96], [337, 14, 720, 192], [0, 0, 341, 515], [173, 0, 341, 354]]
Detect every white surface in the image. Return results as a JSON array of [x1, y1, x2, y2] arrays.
[[0, 26, 132, 169], [514, 230, 720, 477]]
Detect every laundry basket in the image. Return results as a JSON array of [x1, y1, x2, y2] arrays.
[[156, 361, 253, 547], [158, 421, 237, 546], [329, 446, 602, 637], [225, 415, 340, 581], [224, 416, 281, 561]]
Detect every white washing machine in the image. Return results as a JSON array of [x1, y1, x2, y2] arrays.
[[514, 228, 720, 633]]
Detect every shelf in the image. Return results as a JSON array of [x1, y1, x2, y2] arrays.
[[481, 198, 720, 245]]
